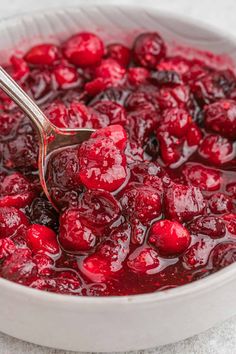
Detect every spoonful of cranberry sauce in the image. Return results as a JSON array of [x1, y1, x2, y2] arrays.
[[0, 66, 94, 211]]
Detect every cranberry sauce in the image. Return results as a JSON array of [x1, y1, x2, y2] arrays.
[[0, 31, 235, 296]]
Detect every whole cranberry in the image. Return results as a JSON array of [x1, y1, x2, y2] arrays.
[[156, 84, 190, 110], [164, 183, 205, 222], [59, 209, 96, 252], [26, 224, 59, 255], [186, 123, 202, 146], [10, 55, 29, 81], [189, 216, 226, 238], [106, 43, 131, 67], [95, 58, 126, 85], [0, 238, 16, 260], [0, 206, 29, 238], [33, 253, 55, 276], [127, 247, 160, 274], [208, 193, 234, 214], [63, 32, 104, 67], [199, 134, 234, 165], [148, 219, 191, 257], [79, 136, 127, 192], [133, 32, 166, 68], [157, 131, 182, 165], [182, 164, 222, 191], [24, 44, 59, 65], [204, 99, 236, 139]]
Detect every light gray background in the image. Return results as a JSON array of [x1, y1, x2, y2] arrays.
[[0, 0, 236, 353]]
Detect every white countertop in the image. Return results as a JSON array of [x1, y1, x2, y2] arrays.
[[0, 0, 236, 353]]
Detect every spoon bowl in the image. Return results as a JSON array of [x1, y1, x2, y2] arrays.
[[0, 67, 94, 210]]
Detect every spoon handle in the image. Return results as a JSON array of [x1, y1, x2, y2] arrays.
[[0, 66, 53, 137]]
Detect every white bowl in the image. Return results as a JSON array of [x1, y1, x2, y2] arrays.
[[0, 3, 236, 352]]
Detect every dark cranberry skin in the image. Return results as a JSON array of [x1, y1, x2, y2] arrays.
[[204, 99, 236, 139], [63, 32, 104, 67], [133, 32, 166, 68], [106, 43, 131, 67], [189, 216, 226, 238]]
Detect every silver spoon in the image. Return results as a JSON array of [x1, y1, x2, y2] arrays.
[[0, 67, 94, 211]]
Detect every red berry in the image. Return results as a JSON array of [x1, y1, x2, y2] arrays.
[[186, 123, 202, 146], [222, 214, 236, 235], [24, 44, 59, 65], [79, 136, 127, 192], [33, 253, 55, 276], [133, 32, 166, 68], [204, 99, 236, 139], [156, 85, 190, 110], [1, 248, 37, 283], [127, 247, 160, 274], [189, 216, 226, 238], [63, 32, 104, 67], [106, 43, 131, 67], [91, 100, 127, 126], [26, 224, 59, 255], [164, 183, 205, 222], [208, 193, 234, 214], [127, 67, 149, 86], [0, 238, 16, 260], [211, 242, 236, 269], [149, 219, 191, 257], [59, 209, 97, 252], [160, 108, 192, 138], [0, 172, 35, 208], [182, 239, 212, 269], [182, 164, 222, 191], [0, 207, 29, 238], [91, 124, 127, 150], [95, 58, 126, 85], [53, 64, 79, 88], [120, 184, 162, 224], [10, 55, 29, 81], [199, 134, 234, 165]]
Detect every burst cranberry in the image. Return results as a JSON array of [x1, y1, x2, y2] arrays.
[[91, 100, 127, 126], [222, 214, 236, 235], [24, 44, 59, 65], [208, 193, 234, 214], [33, 253, 55, 276], [0, 172, 35, 208], [160, 108, 192, 137], [81, 225, 130, 282], [182, 239, 212, 269], [199, 134, 234, 165], [106, 43, 131, 67], [78, 190, 120, 230], [211, 242, 236, 269], [125, 91, 157, 111], [59, 209, 96, 252], [63, 32, 104, 67], [149, 219, 191, 257], [1, 248, 37, 282], [27, 198, 58, 230], [26, 224, 59, 255], [120, 184, 162, 224], [127, 67, 149, 86], [133, 32, 166, 68], [186, 123, 202, 146], [79, 136, 127, 192], [182, 164, 222, 191], [189, 216, 226, 238], [164, 183, 205, 222], [44, 101, 68, 128], [91, 124, 127, 150], [0, 238, 16, 260], [53, 64, 79, 88], [10, 55, 29, 81], [157, 131, 182, 165], [95, 58, 126, 85], [204, 99, 236, 139], [127, 247, 160, 274], [0, 207, 29, 238], [156, 85, 190, 110], [226, 183, 236, 198]]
